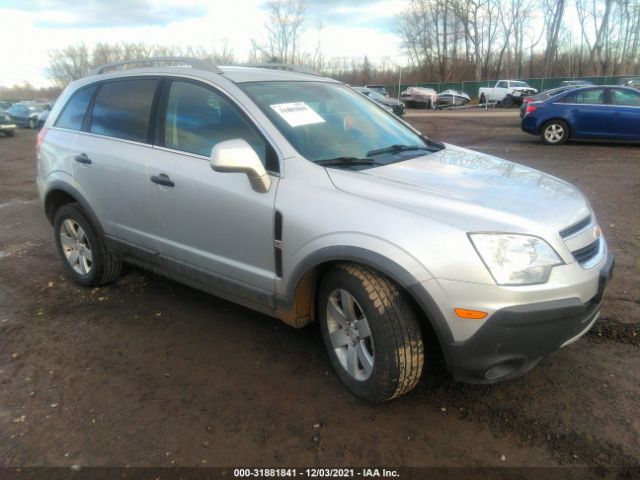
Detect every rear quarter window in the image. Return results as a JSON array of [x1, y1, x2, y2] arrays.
[[89, 79, 158, 142], [55, 85, 97, 130]]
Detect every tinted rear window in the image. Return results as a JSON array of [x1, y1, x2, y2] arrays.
[[56, 86, 96, 130], [90, 79, 157, 142]]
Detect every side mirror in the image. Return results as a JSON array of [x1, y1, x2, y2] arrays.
[[210, 139, 271, 193]]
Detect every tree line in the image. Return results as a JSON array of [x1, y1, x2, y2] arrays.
[[5, 0, 638, 97], [395, 0, 640, 82]]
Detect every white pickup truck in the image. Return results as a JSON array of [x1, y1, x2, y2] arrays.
[[478, 80, 537, 106]]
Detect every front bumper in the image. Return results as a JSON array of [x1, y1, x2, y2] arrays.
[[446, 253, 615, 383]]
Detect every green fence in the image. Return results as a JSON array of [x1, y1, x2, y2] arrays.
[[387, 75, 635, 98]]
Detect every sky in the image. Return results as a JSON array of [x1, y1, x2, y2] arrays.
[[0, 0, 406, 88]]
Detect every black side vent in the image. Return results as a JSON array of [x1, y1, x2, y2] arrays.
[[274, 210, 283, 241], [572, 238, 600, 264], [560, 215, 592, 239], [274, 211, 283, 278]]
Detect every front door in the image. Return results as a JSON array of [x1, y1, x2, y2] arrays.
[[147, 79, 279, 307], [608, 88, 640, 140]]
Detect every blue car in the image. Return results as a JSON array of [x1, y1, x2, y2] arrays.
[[521, 86, 640, 145]]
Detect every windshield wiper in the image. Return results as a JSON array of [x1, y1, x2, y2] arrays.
[[315, 157, 379, 167], [366, 144, 436, 157]]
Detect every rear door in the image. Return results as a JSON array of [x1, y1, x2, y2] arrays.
[[608, 88, 640, 139], [72, 77, 161, 250], [147, 79, 280, 307]]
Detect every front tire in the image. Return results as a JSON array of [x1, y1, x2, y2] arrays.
[[541, 120, 569, 145], [318, 264, 424, 402], [28, 118, 36, 129], [53, 203, 121, 287]]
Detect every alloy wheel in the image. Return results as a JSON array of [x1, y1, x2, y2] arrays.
[[326, 289, 375, 381], [544, 123, 564, 143], [59, 219, 93, 275]]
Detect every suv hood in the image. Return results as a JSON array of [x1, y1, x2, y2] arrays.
[[326, 144, 590, 233]]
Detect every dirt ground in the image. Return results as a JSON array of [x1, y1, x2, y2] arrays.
[[0, 113, 638, 474]]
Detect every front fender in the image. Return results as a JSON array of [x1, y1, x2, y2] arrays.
[[281, 233, 433, 300], [277, 239, 455, 345]]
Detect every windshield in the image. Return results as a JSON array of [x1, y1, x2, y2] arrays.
[[240, 81, 429, 163], [510, 81, 530, 88]]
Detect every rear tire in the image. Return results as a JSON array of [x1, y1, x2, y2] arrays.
[[4, 130, 14, 137], [318, 264, 424, 402], [53, 203, 121, 287], [540, 119, 569, 145]]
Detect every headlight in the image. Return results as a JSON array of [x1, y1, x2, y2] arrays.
[[469, 233, 563, 285]]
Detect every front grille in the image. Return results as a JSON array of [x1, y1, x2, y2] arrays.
[[560, 215, 592, 239], [572, 238, 600, 264]]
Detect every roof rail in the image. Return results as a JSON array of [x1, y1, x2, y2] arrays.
[[241, 63, 321, 76], [89, 57, 223, 75]]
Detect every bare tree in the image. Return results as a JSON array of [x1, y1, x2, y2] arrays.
[[252, 0, 308, 63], [46, 42, 237, 87], [46, 44, 92, 88]]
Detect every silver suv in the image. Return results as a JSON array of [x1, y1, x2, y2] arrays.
[[37, 58, 614, 402]]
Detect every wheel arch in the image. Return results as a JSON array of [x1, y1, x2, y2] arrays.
[[44, 182, 104, 235], [275, 246, 454, 351]]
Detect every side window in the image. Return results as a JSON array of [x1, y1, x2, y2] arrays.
[[90, 79, 158, 142], [610, 89, 640, 106], [163, 81, 274, 169], [55, 85, 96, 130], [496, 81, 507, 88], [557, 92, 576, 103], [557, 89, 605, 104]]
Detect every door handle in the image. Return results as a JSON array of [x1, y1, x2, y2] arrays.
[[150, 173, 175, 187], [74, 153, 92, 164]]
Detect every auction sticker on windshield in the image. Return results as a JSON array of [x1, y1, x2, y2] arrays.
[[270, 102, 325, 127]]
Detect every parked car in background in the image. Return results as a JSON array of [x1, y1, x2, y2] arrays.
[[354, 87, 405, 116], [364, 85, 389, 97], [7, 102, 46, 128], [617, 77, 640, 89], [436, 89, 470, 108], [0, 108, 16, 136], [520, 85, 578, 118], [400, 86, 438, 109], [479, 80, 537, 106], [558, 80, 594, 88], [37, 108, 51, 129], [521, 86, 640, 145]]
